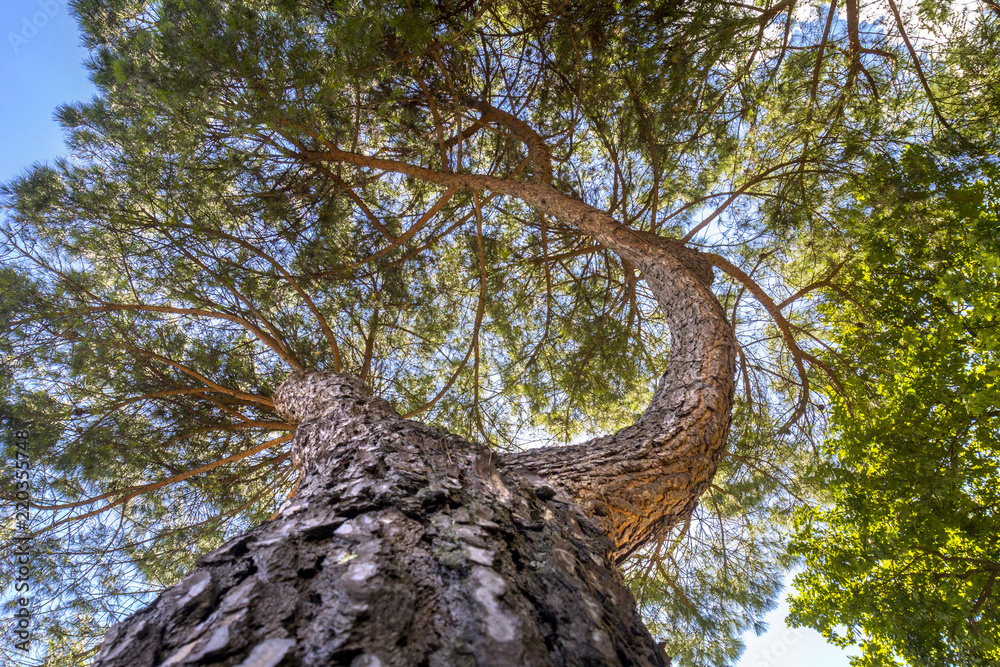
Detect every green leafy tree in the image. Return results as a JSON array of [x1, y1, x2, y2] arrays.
[[791, 149, 1000, 666]]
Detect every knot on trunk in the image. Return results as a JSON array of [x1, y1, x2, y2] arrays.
[[274, 371, 396, 424], [644, 234, 716, 288]]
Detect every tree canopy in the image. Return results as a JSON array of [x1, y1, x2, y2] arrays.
[[790, 149, 1000, 665], [1, 0, 998, 664]]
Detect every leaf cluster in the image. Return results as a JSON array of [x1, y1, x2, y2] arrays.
[[790, 148, 1000, 666]]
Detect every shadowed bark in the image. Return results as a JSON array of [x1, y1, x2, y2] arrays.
[[92, 373, 671, 666]]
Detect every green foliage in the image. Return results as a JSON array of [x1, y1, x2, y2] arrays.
[[790, 149, 1000, 666]]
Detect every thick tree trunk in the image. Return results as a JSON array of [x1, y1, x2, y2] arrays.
[[503, 227, 736, 563], [93, 373, 670, 666], [92, 181, 735, 665]]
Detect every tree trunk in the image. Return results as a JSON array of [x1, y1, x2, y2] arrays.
[[502, 227, 736, 563], [92, 200, 735, 665], [92, 373, 670, 666]]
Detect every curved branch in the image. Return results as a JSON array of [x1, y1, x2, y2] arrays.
[[701, 252, 844, 431], [125, 344, 276, 411], [777, 259, 846, 309], [175, 222, 344, 372], [32, 433, 293, 534], [283, 142, 737, 561], [312, 185, 458, 278], [885, 0, 960, 136], [467, 96, 553, 183], [503, 229, 736, 561], [401, 224, 488, 420], [678, 158, 807, 243], [87, 303, 302, 370]]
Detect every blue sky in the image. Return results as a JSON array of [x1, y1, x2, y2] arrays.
[[1, 0, 95, 183], [740, 579, 858, 667], [1, 3, 858, 666]]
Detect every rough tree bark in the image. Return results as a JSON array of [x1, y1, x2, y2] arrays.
[[93, 372, 673, 667]]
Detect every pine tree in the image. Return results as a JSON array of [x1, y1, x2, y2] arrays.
[[2, 0, 997, 664]]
